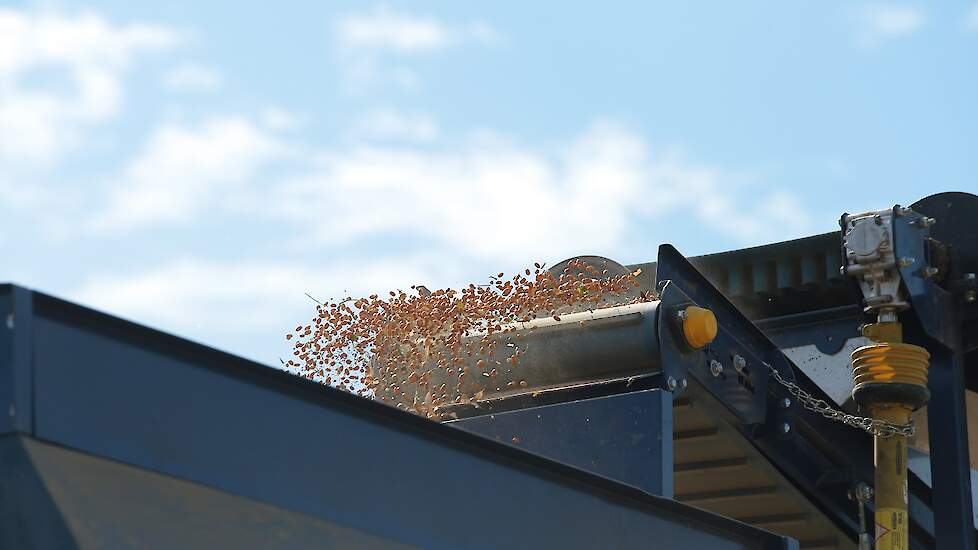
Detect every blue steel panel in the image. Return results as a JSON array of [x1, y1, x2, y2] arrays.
[[25, 293, 793, 550], [755, 306, 862, 355], [0, 285, 33, 435], [0, 436, 77, 549], [5, 435, 418, 550], [926, 349, 976, 550], [0, 290, 12, 434], [448, 389, 672, 497]]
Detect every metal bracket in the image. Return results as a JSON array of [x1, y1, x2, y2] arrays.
[[655, 245, 783, 426], [892, 206, 954, 346]]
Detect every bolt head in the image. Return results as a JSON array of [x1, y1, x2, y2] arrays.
[[667, 377, 678, 391], [733, 355, 747, 372], [850, 482, 873, 502], [899, 257, 915, 268], [965, 273, 977, 281], [781, 397, 792, 409], [966, 290, 977, 303], [923, 266, 939, 278], [781, 422, 791, 434], [710, 359, 723, 377], [680, 378, 688, 389], [676, 309, 688, 322]]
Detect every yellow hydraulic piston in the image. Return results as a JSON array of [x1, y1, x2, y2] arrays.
[[851, 327, 930, 550]]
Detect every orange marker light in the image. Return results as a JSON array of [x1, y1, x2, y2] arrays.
[[681, 306, 718, 349]]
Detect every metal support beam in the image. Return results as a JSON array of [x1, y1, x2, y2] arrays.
[[927, 348, 976, 550]]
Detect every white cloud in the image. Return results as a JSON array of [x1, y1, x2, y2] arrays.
[[163, 63, 222, 93], [261, 107, 302, 131], [0, 8, 179, 162], [333, 7, 499, 93], [92, 116, 286, 230], [72, 256, 457, 342], [270, 121, 810, 264], [84, 111, 809, 265], [352, 108, 439, 142], [967, 3, 978, 31], [853, 5, 924, 47], [338, 57, 422, 94], [336, 7, 497, 53], [338, 9, 446, 52]]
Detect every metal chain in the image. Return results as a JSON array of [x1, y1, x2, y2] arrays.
[[765, 362, 914, 438]]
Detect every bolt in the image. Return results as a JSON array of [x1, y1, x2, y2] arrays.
[[781, 397, 792, 409], [676, 309, 688, 322], [849, 482, 873, 503], [896, 206, 913, 217], [923, 266, 939, 278], [839, 265, 847, 276], [680, 378, 688, 389], [966, 290, 977, 303], [899, 257, 915, 268], [873, 214, 882, 225], [916, 217, 936, 228], [710, 360, 724, 377], [781, 422, 791, 434], [733, 354, 747, 373], [667, 377, 678, 391], [965, 273, 977, 281]]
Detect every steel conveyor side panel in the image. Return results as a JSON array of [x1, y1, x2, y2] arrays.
[[0, 285, 796, 550]]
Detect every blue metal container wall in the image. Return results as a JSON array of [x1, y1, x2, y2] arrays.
[[450, 389, 673, 497], [0, 285, 796, 549]]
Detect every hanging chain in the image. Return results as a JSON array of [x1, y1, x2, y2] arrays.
[[765, 362, 914, 438]]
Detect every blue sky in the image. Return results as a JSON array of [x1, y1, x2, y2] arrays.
[[2, 1, 976, 364]]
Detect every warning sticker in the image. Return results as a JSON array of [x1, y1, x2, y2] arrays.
[[876, 508, 908, 549]]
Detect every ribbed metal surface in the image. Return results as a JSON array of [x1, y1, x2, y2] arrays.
[[630, 232, 853, 320], [672, 396, 856, 549]]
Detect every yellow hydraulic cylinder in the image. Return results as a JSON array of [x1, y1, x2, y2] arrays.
[[851, 333, 930, 550]]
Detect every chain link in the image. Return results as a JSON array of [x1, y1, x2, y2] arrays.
[[765, 362, 914, 438]]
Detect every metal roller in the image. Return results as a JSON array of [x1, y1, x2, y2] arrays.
[[378, 301, 663, 407]]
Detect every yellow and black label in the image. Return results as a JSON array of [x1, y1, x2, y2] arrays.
[[876, 508, 908, 550]]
